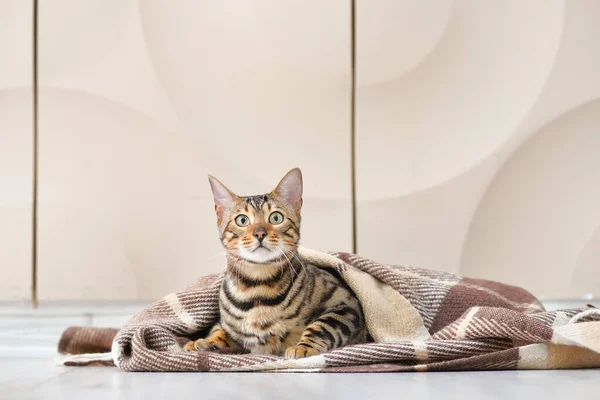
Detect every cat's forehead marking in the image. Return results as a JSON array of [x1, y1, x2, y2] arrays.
[[243, 194, 269, 211]]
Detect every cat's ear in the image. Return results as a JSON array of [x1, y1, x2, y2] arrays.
[[208, 175, 238, 219], [273, 168, 303, 211]]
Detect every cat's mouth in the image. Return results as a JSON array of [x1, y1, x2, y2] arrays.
[[238, 244, 279, 263], [252, 244, 271, 253]]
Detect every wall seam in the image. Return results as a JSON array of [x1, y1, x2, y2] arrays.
[[350, 0, 357, 254], [32, 0, 39, 307]]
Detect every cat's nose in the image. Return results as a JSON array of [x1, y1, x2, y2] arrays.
[[253, 228, 267, 243]]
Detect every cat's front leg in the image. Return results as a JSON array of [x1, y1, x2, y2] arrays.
[[183, 323, 233, 352], [285, 306, 359, 359]]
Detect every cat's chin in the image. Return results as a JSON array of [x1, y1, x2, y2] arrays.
[[237, 247, 279, 264]]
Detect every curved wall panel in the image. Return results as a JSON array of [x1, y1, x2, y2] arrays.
[[0, 1, 33, 300], [573, 228, 600, 297], [357, 0, 600, 298], [356, 0, 564, 199], [461, 100, 600, 298], [38, 1, 352, 300], [459, 0, 600, 298]]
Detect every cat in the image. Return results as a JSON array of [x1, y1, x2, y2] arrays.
[[183, 168, 366, 358]]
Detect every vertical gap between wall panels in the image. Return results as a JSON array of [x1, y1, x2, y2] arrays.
[[32, 0, 39, 308], [350, 0, 357, 254]]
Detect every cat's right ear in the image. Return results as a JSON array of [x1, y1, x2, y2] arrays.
[[208, 175, 237, 219]]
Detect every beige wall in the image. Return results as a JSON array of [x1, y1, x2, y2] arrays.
[[0, 0, 33, 301], [37, 0, 352, 300], [356, 0, 600, 299], [1, 1, 599, 301]]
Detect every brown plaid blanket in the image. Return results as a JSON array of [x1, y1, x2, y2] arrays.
[[57, 248, 600, 372]]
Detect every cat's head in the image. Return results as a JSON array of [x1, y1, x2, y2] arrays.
[[208, 168, 303, 263]]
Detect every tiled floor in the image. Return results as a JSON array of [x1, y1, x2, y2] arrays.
[[0, 302, 148, 358], [1, 300, 599, 399], [3, 359, 600, 400]]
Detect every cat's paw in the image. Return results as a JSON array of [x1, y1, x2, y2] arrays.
[[183, 338, 217, 352], [284, 344, 321, 359]]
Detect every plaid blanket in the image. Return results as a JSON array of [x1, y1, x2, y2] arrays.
[[58, 248, 600, 372]]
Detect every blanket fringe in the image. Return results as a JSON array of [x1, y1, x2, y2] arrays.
[[569, 309, 600, 324], [55, 352, 114, 367]]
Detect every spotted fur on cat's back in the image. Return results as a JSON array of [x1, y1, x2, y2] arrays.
[[184, 168, 366, 358]]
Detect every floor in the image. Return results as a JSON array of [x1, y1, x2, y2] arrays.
[[1, 300, 599, 399], [3, 359, 600, 400]]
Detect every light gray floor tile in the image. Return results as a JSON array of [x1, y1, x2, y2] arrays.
[[1, 359, 69, 397], [2, 359, 599, 400], [0, 302, 146, 358], [0, 316, 90, 358]]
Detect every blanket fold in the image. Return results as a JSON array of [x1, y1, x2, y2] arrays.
[[57, 248, 600, 372]]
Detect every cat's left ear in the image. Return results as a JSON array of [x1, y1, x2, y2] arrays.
[[273, 168, 303, 211], [208, 175, 238, 219]]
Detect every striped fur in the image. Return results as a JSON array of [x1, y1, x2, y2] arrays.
[[184, 168, 366, 358]]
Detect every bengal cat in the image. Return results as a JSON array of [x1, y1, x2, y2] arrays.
[[183, 168, 366, 358]]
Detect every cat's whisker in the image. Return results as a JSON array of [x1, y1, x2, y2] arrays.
[[278, 247, 297, 285], [276, 256, 285, 278], [277, 248, 292, 284], [235, 254, 244, 283], [207, 250, 228, 260], [230, 253, 242, 284], [291, 252, 306, 269], [280, 247, 303, 271]]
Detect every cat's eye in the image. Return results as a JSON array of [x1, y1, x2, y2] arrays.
[[268, 211, 284, 225], [235, 214, 250, 227]]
